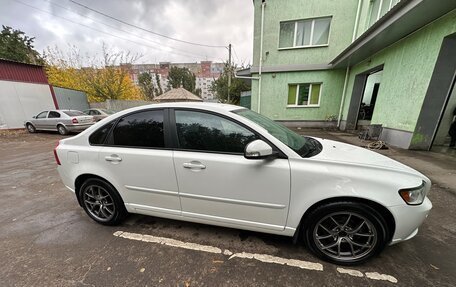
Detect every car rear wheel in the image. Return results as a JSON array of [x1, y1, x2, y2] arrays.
[[26, 123, 36, 133], [78, 178, 128, 225], [303, 201, 389, 265], [57, 124, 68, 135]]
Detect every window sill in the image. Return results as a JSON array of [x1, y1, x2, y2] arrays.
[[278, 44, 329, 51], [286, 105, 320, 108]]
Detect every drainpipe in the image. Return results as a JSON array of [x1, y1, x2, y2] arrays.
[[337, 65, 350, 128], [257, 0, 266, 113], [352, 0, 362, 42]]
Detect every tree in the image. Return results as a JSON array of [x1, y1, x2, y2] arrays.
[[138, 72, 154, 100], [0, 25, 43, 65], [167, 66, 196, 94], [210, 62, 250, 105], [44, 44, 142, 102]]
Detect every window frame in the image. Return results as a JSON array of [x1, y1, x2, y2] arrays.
[[278, 15, 332, 50], [90, 108, 172, 150], [286, 83, 322, 108], [169, 108, 287, 158]]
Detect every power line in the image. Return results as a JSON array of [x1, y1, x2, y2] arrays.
[[13, 0, 212, 61], [69, 0, 227, 48], [44, 0, 214, 59]]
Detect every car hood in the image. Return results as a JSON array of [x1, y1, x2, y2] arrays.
[[311, 138, 423, 176]]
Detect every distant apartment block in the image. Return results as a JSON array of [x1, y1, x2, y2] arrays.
[[123, 61, 224, 100]]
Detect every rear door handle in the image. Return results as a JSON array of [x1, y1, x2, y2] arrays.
[[183, 161, 206, 170], [105, 155, 122, 163]]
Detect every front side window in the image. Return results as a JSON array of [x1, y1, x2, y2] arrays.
[[175, 110, 258, 154], [36, 111, 48, 119], [279, 17, 331, 48], [111, 110, 164, 148], [287, 83, 321, 106]]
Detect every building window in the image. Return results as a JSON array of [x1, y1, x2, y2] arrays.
[[279, 17, 331, 49], [368, 0, 400, 27], [287, 83, 321, 107]]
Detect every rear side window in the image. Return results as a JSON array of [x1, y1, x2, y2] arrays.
[[48, 111, 60, 118], [111, 110, 165, 148], [89, 120, 115, 145], [175, 110, 258, 153]]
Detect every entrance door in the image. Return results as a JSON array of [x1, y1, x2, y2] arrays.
[[357, 70, 383, 127], [432, 82, 456, 154]]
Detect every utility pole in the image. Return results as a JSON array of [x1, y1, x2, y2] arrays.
[[227, 43, 232, 103]]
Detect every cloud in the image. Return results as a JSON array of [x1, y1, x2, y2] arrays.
[[0, 0, 254, 66]]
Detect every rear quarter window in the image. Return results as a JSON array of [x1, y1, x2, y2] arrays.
[[89, 120, 115, 145]]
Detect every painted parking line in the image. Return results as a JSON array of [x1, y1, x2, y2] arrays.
[[113, 231, 398, 283]]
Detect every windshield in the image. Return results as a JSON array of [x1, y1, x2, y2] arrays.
[[63, 111, 85, 116], [234, 109, 322, 158]]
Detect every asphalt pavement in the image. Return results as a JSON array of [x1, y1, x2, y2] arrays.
[[1, 130, 455, 287]]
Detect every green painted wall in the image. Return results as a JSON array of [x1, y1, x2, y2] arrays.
[[252, 0, 358, 67], [251, 69, 346, 121], [342, 10, 456, 132]]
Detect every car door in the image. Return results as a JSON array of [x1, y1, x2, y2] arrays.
[[171, 109, 291, 232], [97, 109, 181, 216], [47, 111, 61, 130], [33, 111, 48, 129]]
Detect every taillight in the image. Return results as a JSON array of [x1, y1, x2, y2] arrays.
[[72, 118, 79, 124], [54, 141, 61, 165]]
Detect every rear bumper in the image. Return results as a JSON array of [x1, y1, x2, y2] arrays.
[[57, 166, 75, 192], [65, 123, 93, 132], [389, 197, 432, 244]]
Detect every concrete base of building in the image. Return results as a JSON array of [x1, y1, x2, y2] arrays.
[[379, 127, 413, 149], [277, 120, 338, 129]]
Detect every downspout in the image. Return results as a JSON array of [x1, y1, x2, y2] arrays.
[[337, 65, 350, 128], [352, 0, 362, 42], [258, 0, 266, 113]]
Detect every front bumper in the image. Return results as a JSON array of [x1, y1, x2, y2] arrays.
[[389, 197, 432, 244]]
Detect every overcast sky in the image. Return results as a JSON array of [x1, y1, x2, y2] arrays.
[[1, 0, 254, 66]]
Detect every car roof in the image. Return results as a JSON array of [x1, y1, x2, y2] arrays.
[[124, 102, 244, 113]]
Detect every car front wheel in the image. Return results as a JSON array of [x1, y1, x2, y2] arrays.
[[303, 201, 389, 265], [26, 123, 36, 133], [78, 178, 128, 225]]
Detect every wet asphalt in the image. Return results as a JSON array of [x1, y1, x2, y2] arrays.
[[0, 131, 455, 287]]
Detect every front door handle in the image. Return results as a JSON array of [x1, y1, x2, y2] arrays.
[[105, 155, 122, 163], [183, 161, 206, 170]]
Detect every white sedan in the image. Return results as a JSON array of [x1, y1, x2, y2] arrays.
[[55, 102, 432, 265]]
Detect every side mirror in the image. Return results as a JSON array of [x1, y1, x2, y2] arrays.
[[244, 139, 277, 159], [32, 116, 36, 119]]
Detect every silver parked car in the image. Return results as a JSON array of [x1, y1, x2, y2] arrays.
[[83, 108, 116, 122], [25, 110, 94, 135]]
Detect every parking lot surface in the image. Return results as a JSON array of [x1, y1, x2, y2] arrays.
[[1, 131, 455, 286]]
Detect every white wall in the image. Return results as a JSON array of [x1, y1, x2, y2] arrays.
[[0, 80, 55, 129]]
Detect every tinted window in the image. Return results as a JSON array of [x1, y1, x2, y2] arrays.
[[175, 110, 257, 153], [48, 111, 60, 118], [63, 111, 85, 116], [112, 110, 164, 148], [36, 111, 48, 119], [89, 120, 115, 145]]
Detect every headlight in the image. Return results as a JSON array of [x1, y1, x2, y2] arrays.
[[399, 181, 426, 205]]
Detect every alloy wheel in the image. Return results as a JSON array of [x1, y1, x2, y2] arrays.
[[313, 211, 377, 262], [83, 185, 116, 222]]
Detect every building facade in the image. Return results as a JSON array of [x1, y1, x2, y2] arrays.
[[126, 61, 224, 101], [244, 0, 456, 150]]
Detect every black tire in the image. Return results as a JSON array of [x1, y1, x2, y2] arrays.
[[302, 201, 389, 265], [78, 178, 128, 226], [26, 123, 36, 133], [57, 124, 68, 135]]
